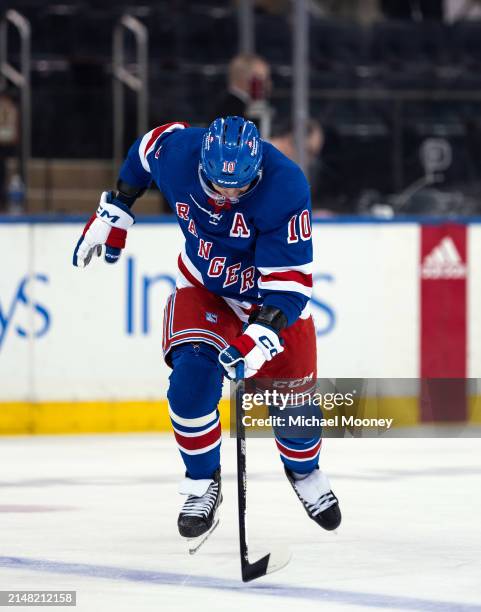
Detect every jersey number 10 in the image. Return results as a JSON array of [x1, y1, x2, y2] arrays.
[[288, 210, 312, 244]]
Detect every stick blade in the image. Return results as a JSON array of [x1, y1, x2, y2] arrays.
[[266, 547, 292, 575], [242, 548, 291, 582]]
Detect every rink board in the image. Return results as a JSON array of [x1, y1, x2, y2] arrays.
[[0, 217, 480, 433], [0, 397, 423, 434], [1, 395, 480, 435]]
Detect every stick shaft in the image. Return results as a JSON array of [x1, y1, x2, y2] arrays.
[[235, 363, 249, 567]]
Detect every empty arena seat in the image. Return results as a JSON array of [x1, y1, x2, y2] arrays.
[[310, 19, 369, 73], [176, 9, 238, 65], [371, 20, 424, 69], [450, 20, 481, 68], [255, 13, 292, 64]]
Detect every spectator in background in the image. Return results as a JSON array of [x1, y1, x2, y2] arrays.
[[214, 53, 271, 120], [269, 119, 325, 207], [445, 0, 481, 20], [0, 91, 19, 212], [269, 118, 324, 166], [312, 0, 380, 24]]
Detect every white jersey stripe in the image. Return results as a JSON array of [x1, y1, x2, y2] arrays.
[[222, 296, 256, 323], [258, 262, 313, 275], [258, 279, 312, 298], [138, 123, 187, 172], [179, 248, 204, 284], [176, 268, 195, 289]]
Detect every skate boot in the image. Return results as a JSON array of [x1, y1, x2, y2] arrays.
[[178, 468, 222, 554], [285, 466, 341, 531]]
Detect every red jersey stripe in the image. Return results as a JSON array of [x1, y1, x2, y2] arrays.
[[144, 122, 189, 159], [261, 270, 313, 288]]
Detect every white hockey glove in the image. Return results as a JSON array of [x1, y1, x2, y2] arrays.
[[219, 308, 286, 379], [73, 191, 135, 268]]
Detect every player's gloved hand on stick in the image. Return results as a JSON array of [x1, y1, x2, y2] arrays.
[[73, 191, 135, 268], [219, 307, 286, 379]]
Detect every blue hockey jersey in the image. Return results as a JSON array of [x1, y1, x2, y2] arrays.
[[119, 123, 313, 326]]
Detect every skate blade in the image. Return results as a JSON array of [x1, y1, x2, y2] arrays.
[[187, 518, 219, 555]]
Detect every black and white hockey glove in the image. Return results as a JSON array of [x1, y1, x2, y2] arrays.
[[218, 307, 287, 379]]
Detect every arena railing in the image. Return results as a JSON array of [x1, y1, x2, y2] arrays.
[[112, 14, 148, 168], [0, 9, 31, 191]]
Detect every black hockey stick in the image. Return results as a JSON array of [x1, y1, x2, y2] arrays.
[[235, 363, 291, 582]]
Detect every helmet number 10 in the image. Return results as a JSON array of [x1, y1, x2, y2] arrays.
[[222, 161, 236, 173]]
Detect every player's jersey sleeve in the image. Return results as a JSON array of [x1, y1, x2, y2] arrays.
[[255, 182, 313, 327], [118, 122, 189, 188]]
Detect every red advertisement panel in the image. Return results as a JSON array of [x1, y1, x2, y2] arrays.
[[420, 224, 467, 421]]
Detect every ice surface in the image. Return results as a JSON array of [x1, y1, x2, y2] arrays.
[[0, 434, 480, 611]]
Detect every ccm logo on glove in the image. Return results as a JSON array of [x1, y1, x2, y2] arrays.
[[218, 323, 284, 379], [258, 334, 279, 358], [97, 206, 121, 224], [73, 191, 135, 268]]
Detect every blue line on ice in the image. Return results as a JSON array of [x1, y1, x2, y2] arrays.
[[0, 556, 479, 611]]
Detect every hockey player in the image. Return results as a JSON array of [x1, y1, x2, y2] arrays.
[[73, 116, 341, 547]]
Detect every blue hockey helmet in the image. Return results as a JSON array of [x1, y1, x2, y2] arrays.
[[200, 116, 263, 188]]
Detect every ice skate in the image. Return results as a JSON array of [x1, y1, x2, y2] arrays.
[[285, 466, 341, 531], [178, 468, 222, 554]]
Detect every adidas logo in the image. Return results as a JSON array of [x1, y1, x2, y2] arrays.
[[421, 236, 466, 279]]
